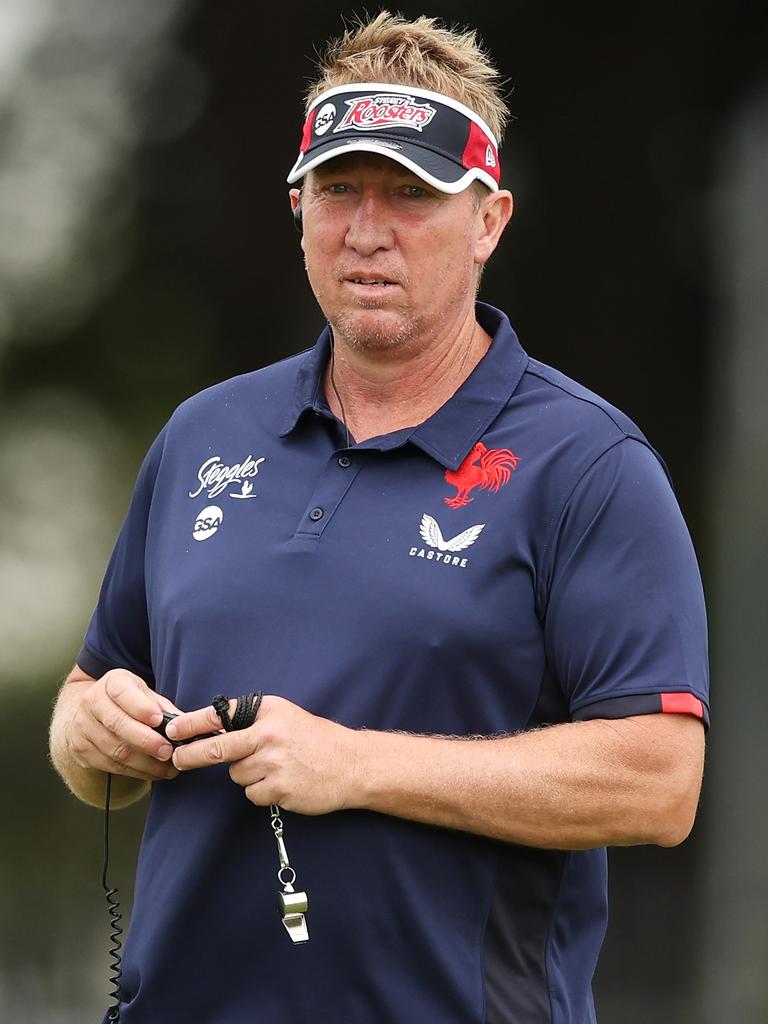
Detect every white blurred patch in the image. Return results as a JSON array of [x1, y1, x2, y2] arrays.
[[0, 390, 129, 683], [0, 0, 195, 348]]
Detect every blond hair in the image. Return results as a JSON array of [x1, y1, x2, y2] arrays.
[[306, 11, 511, 144]]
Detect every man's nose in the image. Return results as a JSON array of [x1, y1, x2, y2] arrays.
[[344, 193, 394, 255]]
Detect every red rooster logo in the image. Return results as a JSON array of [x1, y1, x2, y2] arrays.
[[444, 442, 519, 509]]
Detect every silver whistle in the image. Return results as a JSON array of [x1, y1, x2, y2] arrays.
[[278, 882, 310, 944], [270, 805, 310, 944]]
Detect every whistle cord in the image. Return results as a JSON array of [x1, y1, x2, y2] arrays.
[[232, 692, 261, 730], [102, 773, 123, 1022], [329, 328, 352, 451]]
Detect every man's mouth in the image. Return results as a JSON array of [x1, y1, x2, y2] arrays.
[[344, 274, 399, 288]]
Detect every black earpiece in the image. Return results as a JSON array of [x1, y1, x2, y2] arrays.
[[293, 198, 303, 233]]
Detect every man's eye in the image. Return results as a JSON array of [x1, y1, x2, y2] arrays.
[[327, 184, 350, 194]]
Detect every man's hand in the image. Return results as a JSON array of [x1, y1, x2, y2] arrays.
[[168, 696, 360, 815], [65, 668, 180, 782]]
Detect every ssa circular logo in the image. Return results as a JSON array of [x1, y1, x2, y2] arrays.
[[314, 102, 336, 136], [193, 505, 223, 541]]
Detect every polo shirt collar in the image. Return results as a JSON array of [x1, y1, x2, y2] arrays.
[[279, 302, 528, 470]]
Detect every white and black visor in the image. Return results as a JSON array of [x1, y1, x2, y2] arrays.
[[287, 82, 501, 194]]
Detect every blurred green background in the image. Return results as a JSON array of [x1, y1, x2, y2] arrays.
[[1, 1, 766, 1020]]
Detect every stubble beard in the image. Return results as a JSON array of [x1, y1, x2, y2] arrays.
[[312, 272, 422, 353], [332, 302, 422, 353]]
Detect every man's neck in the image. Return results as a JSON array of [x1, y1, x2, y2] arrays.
[[323, 307, 491, 443]]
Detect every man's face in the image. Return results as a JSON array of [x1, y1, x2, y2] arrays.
[[292, 154, 490, 354]]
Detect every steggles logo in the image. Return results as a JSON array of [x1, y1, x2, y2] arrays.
[[189, 455, 266, 500], [335, 94, 436, 133]]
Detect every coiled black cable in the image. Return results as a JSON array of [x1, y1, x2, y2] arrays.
[[102, 773, 122, 1022], [97, 701, 262, 1020]]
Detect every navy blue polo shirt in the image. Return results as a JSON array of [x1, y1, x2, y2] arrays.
[[80, 303, 708, 1024]]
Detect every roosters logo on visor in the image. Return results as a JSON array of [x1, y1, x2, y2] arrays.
[[334, 94, 436, 133]]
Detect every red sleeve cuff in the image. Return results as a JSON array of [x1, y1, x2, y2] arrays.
[[572, 691, 709, 729]]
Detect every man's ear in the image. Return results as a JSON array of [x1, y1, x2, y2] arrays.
[[289, 188, 303, 235], [474, 189, 514, 266]]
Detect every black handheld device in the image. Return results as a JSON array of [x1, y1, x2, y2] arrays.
[[153, 711, 219, 747]]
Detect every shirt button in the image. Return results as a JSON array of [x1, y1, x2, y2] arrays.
[[309, 507, 324, 522], [337, 455, 351, 468]]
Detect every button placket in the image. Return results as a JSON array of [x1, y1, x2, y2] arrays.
[[292, 452, 364, 542]]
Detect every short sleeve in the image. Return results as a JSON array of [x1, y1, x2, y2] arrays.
[[76, 428, 167, 685], [542, 437, 709, 726]]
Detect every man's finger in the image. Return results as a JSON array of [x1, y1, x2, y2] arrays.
[[172, 725, 256, 771], [243, 779, 275, 807], [103, 669, 166, 728], [91, 696, 177, 761], [80, 719, 178, 779], [164, 700, 236, 742]]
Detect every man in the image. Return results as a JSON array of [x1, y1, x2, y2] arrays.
[[49, 12, 708, 1024]]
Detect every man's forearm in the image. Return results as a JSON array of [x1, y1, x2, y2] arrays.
[[49, 678, 149, 808], [348, 713, 704, 849]]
